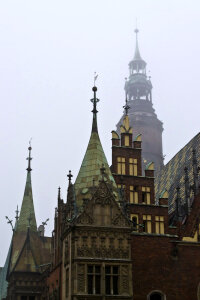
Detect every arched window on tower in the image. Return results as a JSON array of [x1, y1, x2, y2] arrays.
[[147, 290, 166, 300]]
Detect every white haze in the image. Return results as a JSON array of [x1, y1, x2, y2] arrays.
[[0, 0, 200, 265]]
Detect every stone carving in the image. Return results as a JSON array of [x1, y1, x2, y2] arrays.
[[76, 211, 94, 225], [121, 265, 129, 293], [77, 245, 129, 259], [112, 214, 130, 227], [77, 264, 85, 293]]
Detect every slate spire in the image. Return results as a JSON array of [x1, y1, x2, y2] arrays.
[[17, 145, 37, 232]]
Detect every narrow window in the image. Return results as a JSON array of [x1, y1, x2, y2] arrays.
[[21, 297, 27, 300], [87, 265, 101, 294], [105, 265, 119, 295], [129, 158, 137, 176], [124, 135, 130, 146], [131, 214, 138, 231], [143, 215, 152, 233], [155, 216, 165, 234], [117, 157, 126, 175], [66, 268, 69, 296], [130, 186, 138, 203], [142, 187, 151, 204]]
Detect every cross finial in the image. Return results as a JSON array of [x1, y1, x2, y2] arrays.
[[26, 140, 32, 172], [42, 218, 49, 227], [5, 216, 14, 232], [67, 170, 73, 185], [15, 205, 19, 221], [100, 164, 106, 181]]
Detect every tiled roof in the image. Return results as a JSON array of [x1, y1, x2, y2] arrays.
[[75, 129, 116, 208], [155, 133, 200, 213]]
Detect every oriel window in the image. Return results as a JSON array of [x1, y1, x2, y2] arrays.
[[87, 265, 101, 294], [129, 158, 137, 176], [129, 185, 138, 203], [155, 216, 165, 234], [105, 265, 119, 295], [117, 157, 126, 175]]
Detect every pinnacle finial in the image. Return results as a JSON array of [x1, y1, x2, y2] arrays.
[[15, 205, 19, 221], [58, 186, 61, 199], [123, 89, 130, 116], [26, 139, 32, 172], [90, 81, 100, 133], [67, 170, 73, 185]]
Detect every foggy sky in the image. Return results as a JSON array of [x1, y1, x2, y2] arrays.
[[0, 0, 200, 265]]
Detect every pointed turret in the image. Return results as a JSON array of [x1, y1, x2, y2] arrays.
[[75, 86, 116, 207], [17, 145, 37, 232]]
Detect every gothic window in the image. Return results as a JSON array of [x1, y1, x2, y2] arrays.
[[143, 215, 152, 233], [129, 158, 137, 176], [87, 265, 101, 294], [129, 185, 138, 203], [117, 157, 126, 175], [105, 266, 119, 295], [142, 187, 151, 204], [155, 216, 165, 234]]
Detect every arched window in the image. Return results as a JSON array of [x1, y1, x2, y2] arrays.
[[147, 290, 166, 300]]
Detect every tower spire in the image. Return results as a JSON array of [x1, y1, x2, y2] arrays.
[[17, 145, 37, 232]]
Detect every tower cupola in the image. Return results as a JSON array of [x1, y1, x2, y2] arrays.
[[125, 28, 152, 102]]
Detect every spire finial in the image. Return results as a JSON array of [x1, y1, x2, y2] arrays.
[[58, 186, 61, 200], [123, 88, 130, 115], [90, 79, 100, 133], [26, 139, 32, 172], [67, 170, 73, 185], [15, 205, 19, 221]]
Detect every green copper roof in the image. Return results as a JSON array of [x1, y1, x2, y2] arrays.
[[74, 87, 116, 207], [17, 171, 37, 232]]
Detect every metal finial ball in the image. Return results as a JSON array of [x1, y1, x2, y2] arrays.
[[135, 28, 139, 34], [28, 146, 32, 151], [92, 86, 97, 92]]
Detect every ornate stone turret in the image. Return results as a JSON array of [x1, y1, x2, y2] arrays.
[[116, 29, 163, 172]]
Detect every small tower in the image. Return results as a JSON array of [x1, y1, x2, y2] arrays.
[[116, 29, 163, 172]]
